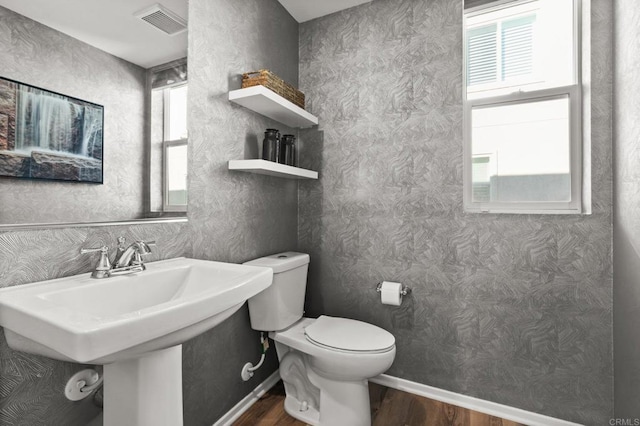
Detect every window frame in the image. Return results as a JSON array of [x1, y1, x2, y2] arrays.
[[463, 0, 583, 214], [160, 82, 188, 213]]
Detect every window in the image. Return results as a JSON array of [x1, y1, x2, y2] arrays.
[[162, 84, 188, 212], [151, 83, 188, 212], [464, 0, 581, 214]]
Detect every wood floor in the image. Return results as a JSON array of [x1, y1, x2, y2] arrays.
[[233, 381, 525, 426]]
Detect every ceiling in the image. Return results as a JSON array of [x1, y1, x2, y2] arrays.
[[0, 0, 370, 69], [0, 0, 188, 69], [277, 0, 372, 23]]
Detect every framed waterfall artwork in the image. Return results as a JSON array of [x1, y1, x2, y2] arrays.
[[0, 76, 104, 183]]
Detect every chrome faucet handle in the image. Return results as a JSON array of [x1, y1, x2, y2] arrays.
[[129, 241, 156, 270], [80, 246, 111, 279], [137, 240, 156, 255], [80, 246, 109, 255], [131, 252, 148, 270]]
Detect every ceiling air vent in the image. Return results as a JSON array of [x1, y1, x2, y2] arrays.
[[135, 4, 187, 36]]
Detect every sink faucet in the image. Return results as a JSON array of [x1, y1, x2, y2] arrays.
[[81, 238, 156, 279]]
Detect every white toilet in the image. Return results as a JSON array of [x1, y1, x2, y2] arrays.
[[245, 252, 396, 426]]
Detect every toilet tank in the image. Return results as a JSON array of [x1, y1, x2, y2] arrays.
[[244, 252, 309, 331]]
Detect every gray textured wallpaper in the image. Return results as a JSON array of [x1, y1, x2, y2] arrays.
[[298, 0, 613, 424], [0, 6, 147, 225], [613, 0, 640, 419], [0, 0, 621, 425], [183, 0, 299, 422], [0, 0, 299, 424]]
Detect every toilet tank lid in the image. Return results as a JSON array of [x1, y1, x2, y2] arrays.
[[243, 252, 309, 273]]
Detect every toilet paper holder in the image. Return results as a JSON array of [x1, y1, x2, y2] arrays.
[[375, 282, 412, 296]]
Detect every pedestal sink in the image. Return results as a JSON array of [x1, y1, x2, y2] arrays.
[[0, 257, 273, 426]]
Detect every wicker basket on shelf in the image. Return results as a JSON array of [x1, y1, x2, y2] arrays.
[[241, 69, 305, 109]]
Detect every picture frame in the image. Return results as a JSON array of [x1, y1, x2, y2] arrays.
[[0, 76, 104, 184]]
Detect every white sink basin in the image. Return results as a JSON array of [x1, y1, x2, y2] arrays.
[[0, 257, 273, 364]]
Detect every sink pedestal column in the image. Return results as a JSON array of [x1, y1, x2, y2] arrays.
[[104, 345, 183, 426]]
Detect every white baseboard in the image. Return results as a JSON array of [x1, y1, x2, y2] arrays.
[[213, 370, 281, 426], [213, 370, 583, 426], [370, 374, 584, 426]]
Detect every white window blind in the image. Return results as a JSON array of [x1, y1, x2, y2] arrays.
[[467, 14, 536, 88], [501, 15, 535, 80], [467, 24, 498, 86]]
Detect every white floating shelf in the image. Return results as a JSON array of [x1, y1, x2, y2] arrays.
[[228, 160, 318, 180], [228, 86, 319, 128]]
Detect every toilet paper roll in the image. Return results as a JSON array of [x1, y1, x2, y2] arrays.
[[380, 281, 403, 306]]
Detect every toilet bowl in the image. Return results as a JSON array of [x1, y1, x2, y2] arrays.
[[245, 253, 396, 426], [272, 317, 395, 425]]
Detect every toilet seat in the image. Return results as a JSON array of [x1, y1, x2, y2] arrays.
[[304, 316, 395, 354]]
